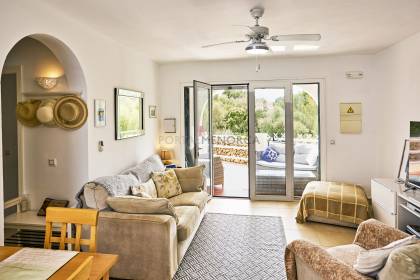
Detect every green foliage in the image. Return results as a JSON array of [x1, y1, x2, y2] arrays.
[[293, 92, 318, 138], [203, 89, 318, 139], [211, 90, 248, 136], [224, 109, 248, 135]]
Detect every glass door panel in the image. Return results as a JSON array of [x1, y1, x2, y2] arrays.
[[211, 84, 249, 198], [184, 86, 195, 167], [254, 88, 288, 196], [292, 83, 321, 196], [193, 81, 212, 195]]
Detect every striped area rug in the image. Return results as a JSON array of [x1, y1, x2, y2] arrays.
[[173, 213, 286, 280]]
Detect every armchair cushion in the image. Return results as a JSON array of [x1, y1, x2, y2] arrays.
[[174, 165, 205, 192], [353, 235, 417, 276], [326, 244, 364, 266], [285, 240, 370, 280], [377, 243, 420, 280]]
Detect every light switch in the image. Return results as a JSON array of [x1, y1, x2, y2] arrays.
[[48, 158, 57, 167]]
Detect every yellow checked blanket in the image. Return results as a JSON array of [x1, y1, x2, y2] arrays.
[[296, 181, 371, 226]]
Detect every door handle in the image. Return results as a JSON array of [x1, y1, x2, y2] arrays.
[[4, 150, 11, 156]]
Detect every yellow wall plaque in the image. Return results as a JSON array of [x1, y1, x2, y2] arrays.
[[340, 103, 362, 133]]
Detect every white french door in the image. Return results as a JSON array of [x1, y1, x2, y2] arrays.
[[187, 79, 321, 201], [249, 80, 321, 201], [249, 81, 294, 200]]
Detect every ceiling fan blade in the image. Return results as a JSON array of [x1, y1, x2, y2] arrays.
[[202, 39, 250, 48], [270, 34, 321, 42]]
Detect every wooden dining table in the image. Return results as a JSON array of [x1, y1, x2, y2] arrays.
[[0, 246, 118, 280]]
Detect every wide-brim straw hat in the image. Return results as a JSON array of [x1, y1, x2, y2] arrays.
[[16, 100, 42, 127], [53, 96, 88, 130], [36, 99, 57, 127]]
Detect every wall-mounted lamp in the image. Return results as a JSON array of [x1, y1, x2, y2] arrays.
[[35, 77, 59, 90]]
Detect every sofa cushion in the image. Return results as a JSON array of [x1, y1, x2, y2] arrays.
[[123, 154, 165, 182], [131, 179, 157, 198], [327, 244, 364, 267], [152, 169, 183, 199], [269, 142, 285, 154], [377, 243, 420, 280], [106, 196, 178, 223], [174, 206, 200, 241], [168, 191, 208, 212], [261, 147, 279, 162], [84, 183, 109, 210], [174, 165, 205, 192]]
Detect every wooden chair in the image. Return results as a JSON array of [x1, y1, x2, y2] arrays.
[[66, 256, 93, 280], [213, 156, 224, 189], [44, 207, 99, 252]]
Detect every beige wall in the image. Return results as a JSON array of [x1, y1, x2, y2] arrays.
[[0, 1, 159, 243], [373, 32, 420, 178]]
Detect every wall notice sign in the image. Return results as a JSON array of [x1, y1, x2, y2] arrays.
[[340, 103, 362, 134]]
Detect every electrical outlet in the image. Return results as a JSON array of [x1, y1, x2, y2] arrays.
[[48, 158, 57, 167]]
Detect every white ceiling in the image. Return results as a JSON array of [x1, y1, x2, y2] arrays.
[[44, 0, 420, 63]]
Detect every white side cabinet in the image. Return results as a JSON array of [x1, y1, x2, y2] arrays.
[[371, 179, 399, 227]]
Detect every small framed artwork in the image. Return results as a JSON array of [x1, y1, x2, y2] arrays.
[[163, 118, 176, 133], [115, 88, 145, 140], [94, 99, 106, 127], [149, 105, 157, 118]]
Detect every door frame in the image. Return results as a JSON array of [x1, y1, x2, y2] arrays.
[[249, 80, 294, 201], [179, 78, 326, 201], [1, 66, 24, 198], [193, 80, 213, 196], [211, 83, 250, 198]]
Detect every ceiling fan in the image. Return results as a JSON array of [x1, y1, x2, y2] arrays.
[[202, 7, 321, 54]]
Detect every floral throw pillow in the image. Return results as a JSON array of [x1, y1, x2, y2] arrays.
[[151, 169, 183, 198], [261, 147, 279, 162]]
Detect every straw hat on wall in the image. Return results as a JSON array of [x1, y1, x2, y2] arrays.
[[36, 99, 57, 127], [16, 100, 42, 127], [53, 96, 88, 130]]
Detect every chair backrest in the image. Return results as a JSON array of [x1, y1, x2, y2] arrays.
[[66, 256, 93, 280], [44, 207, 99, 252]]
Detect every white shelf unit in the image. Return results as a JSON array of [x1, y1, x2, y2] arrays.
[[371, 178, 420, 232]]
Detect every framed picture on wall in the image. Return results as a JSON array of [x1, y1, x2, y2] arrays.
[[163, 118, 176, 133], [94, 99, 106, 127], [149, 105, 157, 118], [115, 88, 145, 140]]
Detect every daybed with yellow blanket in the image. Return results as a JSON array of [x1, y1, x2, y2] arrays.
[[296, 181, 371, 228]]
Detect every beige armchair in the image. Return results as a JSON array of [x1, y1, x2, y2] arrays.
[[285, 219, 409, 280]]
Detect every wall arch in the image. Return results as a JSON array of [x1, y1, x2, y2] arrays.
[[0, 34, 89, 220]]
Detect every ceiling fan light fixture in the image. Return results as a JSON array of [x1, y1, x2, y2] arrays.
[[293, 44, 320, 51], [270, 45, 287, 52], [245, 42, 269, 55]]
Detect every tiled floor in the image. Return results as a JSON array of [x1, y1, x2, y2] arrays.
[[207, 197, 356, 248], [213, 162, 249, 198]]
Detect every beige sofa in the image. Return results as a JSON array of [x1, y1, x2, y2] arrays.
[[77, 155, 209, 280], [98, 191, 208, 280]]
